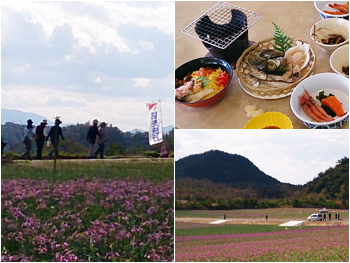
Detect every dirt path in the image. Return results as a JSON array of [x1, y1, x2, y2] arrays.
[[11, 158, 173, 167], [176, 217, 349, 226]]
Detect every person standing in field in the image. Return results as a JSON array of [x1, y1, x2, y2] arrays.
[[328, 212, 331, 221], [47, 118, 65, 159], [265, 215, 268, 221], [335, 213, 338, 220], [95, 122, 107, 159], [86, 119, 101, 159], [223, 214, 226, 220], [35, 119, 48, 160], [323, 213, 326, 221], [21, 119, 35, 160]]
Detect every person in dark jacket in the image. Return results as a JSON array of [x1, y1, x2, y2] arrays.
[[47, 118, 64, 159], [86, 119, 101, 158], [35, 119, 48, 159]]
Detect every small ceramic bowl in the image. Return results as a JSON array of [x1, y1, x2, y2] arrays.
[[314, 1, 349, 20], [175, 57, 233, 108], [243, 112, 293, 129], [330, 44, 349, 77], [290, 72, 349, 129], [240, 97, 267, 118], [310, 18, 349, 53]]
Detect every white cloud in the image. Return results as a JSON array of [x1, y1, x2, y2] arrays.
[[138, 40, 155, 51], [133, 78, 150, 88], [1, 1, 174, 131], [2, 1, 174, 54]]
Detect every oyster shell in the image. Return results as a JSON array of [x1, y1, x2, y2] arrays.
[[247, 49, 286, 74]]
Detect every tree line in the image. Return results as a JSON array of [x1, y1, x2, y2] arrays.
[[176, 157, 349, 210], [1, 122, 174, 158]]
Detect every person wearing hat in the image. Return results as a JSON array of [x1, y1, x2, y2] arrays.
[[35, 119, 48, 160], [86, 119, 101, 159], [47, 118, 65, 159], [95, 122, 108, 159], [21, 119, 35, 160]]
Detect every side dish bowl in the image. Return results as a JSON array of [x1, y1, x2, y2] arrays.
[[330, 44, 349, 77], [243, 112, 293, 129], [290, 72, 349, 129], [175, 57, 233, 108], [314, 1, 349, 20], [310, 18, 349, 53]]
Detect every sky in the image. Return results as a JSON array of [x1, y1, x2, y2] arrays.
[[175, 129, 349, 185], [1, 1, 174, 132]]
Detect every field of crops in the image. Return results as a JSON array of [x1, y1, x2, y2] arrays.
[[1, 160, 174, 262], [175, 222, 349, 262]]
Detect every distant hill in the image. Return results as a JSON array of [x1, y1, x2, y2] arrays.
[[2, 108, 174, 134], [1, 108, 54, 125], [175, 150, 298, 198], [303, 157, 349, 200], [128, 125, 174, 135], [175, 150, 349, 210]]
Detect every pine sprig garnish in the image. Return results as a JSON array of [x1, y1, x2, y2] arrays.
[[272, 22, 292, 53]]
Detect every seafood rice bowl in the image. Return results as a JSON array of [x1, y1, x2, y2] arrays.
[[290, 72, 349, 129], [175, 57, 233, 108]]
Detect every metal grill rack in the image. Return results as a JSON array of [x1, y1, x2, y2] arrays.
[[182, 2, 262, 50]]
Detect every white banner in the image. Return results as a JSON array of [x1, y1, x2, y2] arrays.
[[146, 100, 163, 145]]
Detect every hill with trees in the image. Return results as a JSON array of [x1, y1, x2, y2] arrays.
[[175, 150, 348, 210], [1, 122, 174, 158]]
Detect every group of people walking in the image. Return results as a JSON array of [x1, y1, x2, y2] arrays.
[[20, 118, 107, 160], [86, 119, 108, 159]]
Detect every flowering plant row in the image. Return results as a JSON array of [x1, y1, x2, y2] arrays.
[[176, 225, 349, 262], [2, 178, 174, 262]]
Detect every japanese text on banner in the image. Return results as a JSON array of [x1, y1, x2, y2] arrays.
[[147, 100, 163, 145]]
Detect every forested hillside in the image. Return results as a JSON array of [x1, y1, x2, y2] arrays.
[[175, 150, 349, 210], [302, 157, 349, 201], [2, 122, 174, 157]]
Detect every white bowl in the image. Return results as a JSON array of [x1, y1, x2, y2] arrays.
[[330, 44, 349, 77], [290, 73, 349, 129], [310, 18, 349, 53], [314, 1, 349, 19]]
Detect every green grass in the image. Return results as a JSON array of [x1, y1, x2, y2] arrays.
[[176, 224, 310, 236], [1, 159, 174, 183]]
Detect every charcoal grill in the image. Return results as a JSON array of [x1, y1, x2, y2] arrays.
[[182, 2, 262, 60]]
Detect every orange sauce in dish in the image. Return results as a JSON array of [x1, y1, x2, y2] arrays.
[[263, 126, 280, 129]]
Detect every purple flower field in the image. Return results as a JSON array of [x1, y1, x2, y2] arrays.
[[176, 225, 349, 262], [2, 178, 174, 262]]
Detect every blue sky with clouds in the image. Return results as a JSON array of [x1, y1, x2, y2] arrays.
[[2, 1, 174, 132], [175, 129, 349, 185]]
